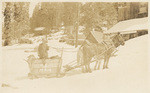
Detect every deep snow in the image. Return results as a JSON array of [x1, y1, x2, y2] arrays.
[[0, 34, 149, 93]]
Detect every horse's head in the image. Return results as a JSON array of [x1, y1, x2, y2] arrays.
[[112, 33, 125, 47], [118, 34, 125, 46]]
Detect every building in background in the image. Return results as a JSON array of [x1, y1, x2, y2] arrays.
[[104, 17, 148, 41], [117, 2, 148, 21]]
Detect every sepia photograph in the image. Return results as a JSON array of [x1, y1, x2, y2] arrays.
[[0, 1, 149, 93]]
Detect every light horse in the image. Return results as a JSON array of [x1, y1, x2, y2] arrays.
[[77, 33, 125, 73]]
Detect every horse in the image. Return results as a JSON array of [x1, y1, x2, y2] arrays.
[[77, 33, 125, 73]]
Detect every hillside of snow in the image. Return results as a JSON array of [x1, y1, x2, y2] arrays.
[[0, 34, 149, 93]]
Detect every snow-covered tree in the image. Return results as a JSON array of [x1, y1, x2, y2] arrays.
[[31, 2, 64, 31], [80, 2, 118, 36], [3, 2, 14, 45], [3, 2, 30, 45]]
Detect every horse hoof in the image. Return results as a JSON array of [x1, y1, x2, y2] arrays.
[[89, 71, 92, 73], [82, 71, 86, 73], [82, 70, 88, 73]]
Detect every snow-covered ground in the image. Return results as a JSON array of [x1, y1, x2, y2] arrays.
[[0, 34, 149, 93]]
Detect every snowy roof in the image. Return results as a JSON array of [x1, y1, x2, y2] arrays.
[[104, 17, 148, 34]]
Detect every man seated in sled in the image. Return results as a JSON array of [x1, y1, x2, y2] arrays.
[[38, 38, 49, 59]]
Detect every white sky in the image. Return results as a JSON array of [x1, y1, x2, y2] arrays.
[[29, 2, 39, 18]]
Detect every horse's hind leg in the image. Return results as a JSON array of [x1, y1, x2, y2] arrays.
[[97, 61, 101, 70], [84, 65, 88, 72], [81, 66, 85, 73]]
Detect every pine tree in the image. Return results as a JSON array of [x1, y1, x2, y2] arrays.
[[62, 2, 79, 27], [13, 2, 30, 41]]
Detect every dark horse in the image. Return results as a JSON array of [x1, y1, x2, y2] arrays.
[[77, 33, 125, 73]]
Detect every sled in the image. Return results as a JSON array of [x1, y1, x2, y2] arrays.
[[26, 49, 64, 79]]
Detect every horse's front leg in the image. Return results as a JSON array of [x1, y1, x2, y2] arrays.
[[97, 60, 101, 70], [103, 56, 107, 69], [94, 60, 101, 70], [105, 55, 111, 69]]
